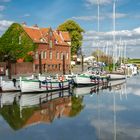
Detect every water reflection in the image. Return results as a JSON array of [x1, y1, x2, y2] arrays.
[[0, 90, 84, 130], [0, 76, 140, 140]]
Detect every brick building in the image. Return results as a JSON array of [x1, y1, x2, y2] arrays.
[[22, 23, 71, 73]]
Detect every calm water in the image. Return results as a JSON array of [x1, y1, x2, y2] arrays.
[[0, 75, 140, 140]]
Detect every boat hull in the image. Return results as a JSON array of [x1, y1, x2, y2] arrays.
[[20, 79, 70, 93], [108, 73, 126, 81]]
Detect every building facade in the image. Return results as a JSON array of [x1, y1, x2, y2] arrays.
[[22, 24, 71, 73]]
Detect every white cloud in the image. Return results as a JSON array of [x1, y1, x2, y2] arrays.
[[23, 14, 30, 17], [72, 12, 127, 22], [86, 0, 112, 5], [0, 20, 13, 32], [72, 16, 104, 21], [83, 27, 140, 58], [107, 13, 127, 19], [90, 119, 140, 140], [0, 5, 5, 11]]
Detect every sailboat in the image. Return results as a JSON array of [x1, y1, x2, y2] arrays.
[[107, 0, 126, 81]]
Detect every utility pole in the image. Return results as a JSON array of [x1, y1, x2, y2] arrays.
[[39, 53, 42, 74]]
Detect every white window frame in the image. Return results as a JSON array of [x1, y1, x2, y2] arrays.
[[50, 51, 52, 59]]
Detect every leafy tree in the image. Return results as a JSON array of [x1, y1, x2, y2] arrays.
[[92, 49, 113, 65], [57, 20, 84, 55], [0, 23, 37, 62]]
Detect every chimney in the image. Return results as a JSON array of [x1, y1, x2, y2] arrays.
[[22, 22, 27, 26], [33, 24, 38, 28]]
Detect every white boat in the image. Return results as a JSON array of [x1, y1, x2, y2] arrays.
[[107, 73, 126, 80], [0, 77, 20, 92], [73, 66, 109, 86], [126, 64, 138, 76], [73, 74, 97, 86], [19, 76, 70, 93]]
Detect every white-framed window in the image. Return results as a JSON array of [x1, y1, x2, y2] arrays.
[[50, 51, 52, 59], [66, 53, 69, 60], [43, 51, 47, 59], [61, 53, 63, 60], [35, 51, 38, 59], [41, 51, 44, 59], [56, 52, 59, 59]]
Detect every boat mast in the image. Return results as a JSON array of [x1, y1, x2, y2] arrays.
[[97, 0, 100, 63], [112, 0, 117, 71]]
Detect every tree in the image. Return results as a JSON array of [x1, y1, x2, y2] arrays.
[[0, 23, 37, 62], [92, 49, 113, 65], [57, 20, 84, 55]]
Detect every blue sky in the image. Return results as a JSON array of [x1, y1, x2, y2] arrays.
[[0, 0, 140, 58]]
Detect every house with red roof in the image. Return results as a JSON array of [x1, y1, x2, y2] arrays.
[[21, 23, 71, 73]]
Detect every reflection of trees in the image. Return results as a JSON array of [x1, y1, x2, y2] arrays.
[[69, 96, 84, 117], [0, 95, 84, 130], [0, 103, 39, 130]]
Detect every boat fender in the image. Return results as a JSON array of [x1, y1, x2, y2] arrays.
[[12, 78, 17, 87]]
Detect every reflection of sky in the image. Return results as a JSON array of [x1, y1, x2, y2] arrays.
[[0, 75, 140, 140]]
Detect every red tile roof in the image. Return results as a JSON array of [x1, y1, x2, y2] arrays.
[[22, 25, 71, 46]]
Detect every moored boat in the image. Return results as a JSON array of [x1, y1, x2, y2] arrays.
[[19, 76, 71, 93], [107, 73, 126, 81], [73, 66, 109, 86], [0, 77, 20, 92]]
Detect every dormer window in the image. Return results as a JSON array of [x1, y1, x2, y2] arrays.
[[50, 31, 53, 37], [40, 38, 45, 42], [55, 39, 58, 44], [49, 40, 53, 48]]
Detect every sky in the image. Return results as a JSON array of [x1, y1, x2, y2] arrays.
[[0, 0, 140, 58]]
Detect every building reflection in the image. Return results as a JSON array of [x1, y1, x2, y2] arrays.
[[0, 90, 84, 130]]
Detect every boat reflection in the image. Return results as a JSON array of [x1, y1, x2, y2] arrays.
[[0, 92, 20, 108], [0, 90, 84, 130], [73, 84, 108, 97]]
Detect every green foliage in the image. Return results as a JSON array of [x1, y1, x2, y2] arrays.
[[69, 96, 84, 117], [92, 49, 113, 65], [57, 20, 84, 55], [128, 59, 140, 64], [0, 23, 37, 62], [0, 104, 39, 130]]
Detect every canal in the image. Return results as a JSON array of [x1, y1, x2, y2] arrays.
[[0, 75, 140, 140]]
